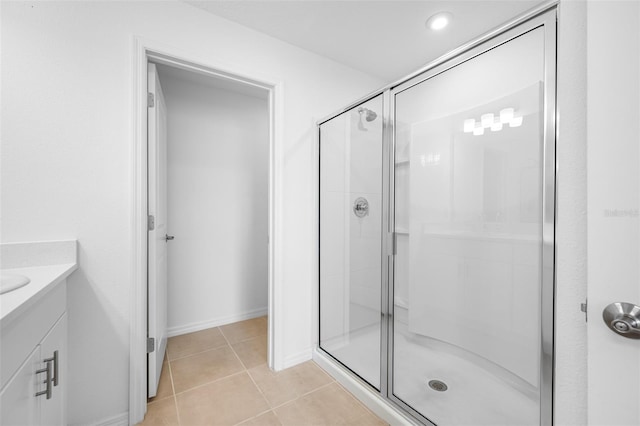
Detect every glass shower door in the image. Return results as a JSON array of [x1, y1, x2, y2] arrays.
[[392, 26, 550, 425], [319, 95, 384, 389]]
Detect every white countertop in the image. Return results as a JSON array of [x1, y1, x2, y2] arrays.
[[1, 263, 77, 325]]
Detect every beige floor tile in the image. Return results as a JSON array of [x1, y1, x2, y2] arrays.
[[167, 327, 228, 360], [289, 361, 335, 392], [220, 316, 267, 344], [138, 397, 179, 426], [171, 345, 244, 393], [177, 372, 269, 426], [274, 382, 369, 425], [238, 410, 282, 426], [149, 358, 173, 402], [146, 322, 383, 426], [231, 334, 268, 369], [351, 410, 389, 426], [248, 361, 333, 408]]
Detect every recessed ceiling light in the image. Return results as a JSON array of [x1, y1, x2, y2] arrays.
[[426, 12, 453, 31]]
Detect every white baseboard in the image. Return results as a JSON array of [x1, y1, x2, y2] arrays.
[[282, 347, 312, 369], [313, 349, 419, 426], [167, 307, 268, 337], [78, 411, 128, 426]]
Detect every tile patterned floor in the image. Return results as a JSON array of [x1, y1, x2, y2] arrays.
[[139, 316, 387, 426]]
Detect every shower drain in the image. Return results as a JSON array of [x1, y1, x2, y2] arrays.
[[428, 380, 448, 392]]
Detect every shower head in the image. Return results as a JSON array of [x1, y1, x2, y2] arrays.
[[358, 107, 377, 122], [357, 107, 377, 131]]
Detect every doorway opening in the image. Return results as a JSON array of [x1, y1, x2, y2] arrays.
[[147, 60, 271, 398], [131, 44, 280, 425]]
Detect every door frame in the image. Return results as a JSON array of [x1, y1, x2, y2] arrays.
[[129, 37, 283, 425]]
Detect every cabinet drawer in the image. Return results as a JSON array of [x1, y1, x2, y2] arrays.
[[0, 282, 66, 390]]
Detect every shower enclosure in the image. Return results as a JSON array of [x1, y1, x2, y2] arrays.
[[318, 5, 556, 426]]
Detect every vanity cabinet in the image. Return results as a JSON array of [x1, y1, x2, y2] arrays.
[[0, 282, 67, 425], [0, 347, 40, 425], [39, 313, 67, 425]]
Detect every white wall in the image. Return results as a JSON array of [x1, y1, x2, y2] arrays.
[[555, 1, 588, 424], [586, 2, 640, 425], [319, 98, 384, 338], [0, 1, 383, 423], [318, 97, 384, 387], [397, 29, 544, 388], [158, 67, 270, 335], [345, 103, 384, 329]]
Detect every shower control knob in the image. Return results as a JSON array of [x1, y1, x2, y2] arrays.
[[353, 197, 369, 218], [602, 302, 640, 338], [165, 234, 175, 242]]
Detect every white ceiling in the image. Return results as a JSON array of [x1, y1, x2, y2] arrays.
[[184, 0, 544, 82]]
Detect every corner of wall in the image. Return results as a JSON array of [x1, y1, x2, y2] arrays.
[[283, 347, 314, 369], [555, 1, 588, 424]]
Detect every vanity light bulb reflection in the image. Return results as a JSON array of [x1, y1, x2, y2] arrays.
[[481, 113, 494, 128], [500, 108, 514, 123], [466, 108, 523, 136], [509, 116, 523, 127], [463, 119, 475, 133]]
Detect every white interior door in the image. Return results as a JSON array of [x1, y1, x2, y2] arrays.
[[147, 63, 168, 398], [587, 2, 640, 425]]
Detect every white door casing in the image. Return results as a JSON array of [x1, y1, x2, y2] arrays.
[[587, 2, 640, 425], [130, 39, 282, 424], [147, 63, 168, 398]]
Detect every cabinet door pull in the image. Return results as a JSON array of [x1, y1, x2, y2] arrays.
[[35, 360, 53, 399], [44, 350, 59, 386]]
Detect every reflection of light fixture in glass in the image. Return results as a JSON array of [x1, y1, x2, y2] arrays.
[[463, 119, 475, 133], [509, 116, 523, 127], [465, 107, 524, 136], [481, 113, 494, 128], [420, 152, 441, 166], [500, 108, 514, 123]]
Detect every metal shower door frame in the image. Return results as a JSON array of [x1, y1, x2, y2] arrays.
[[317, 92, 387, 393], [385, 7, 557, 425], [317, 3, 557, 425]]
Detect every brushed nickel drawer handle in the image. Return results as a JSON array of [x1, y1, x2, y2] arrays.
[[35, 360, 52, 399], [43, 350, 59, 386]]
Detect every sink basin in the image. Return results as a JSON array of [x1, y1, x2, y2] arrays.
[[0, 273, 31, 295]]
